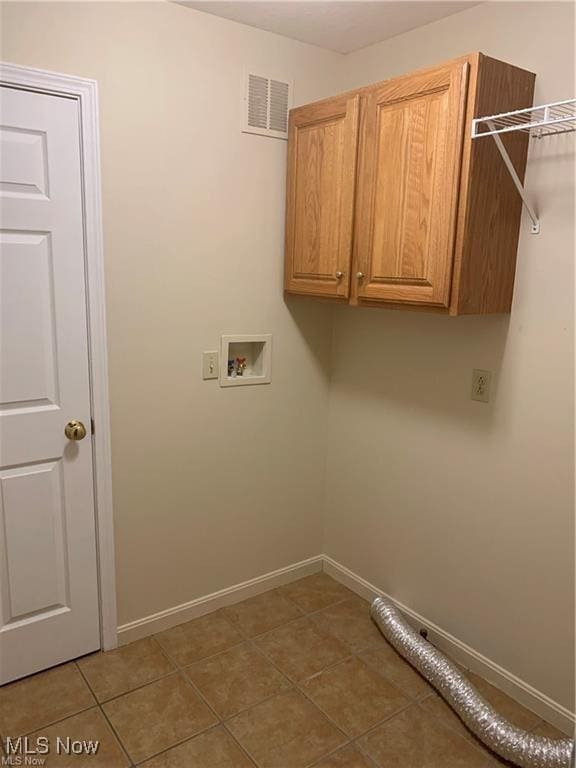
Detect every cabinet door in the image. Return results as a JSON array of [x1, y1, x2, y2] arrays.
[[354, 62, 469, 307], [285, 94, 359, 299]]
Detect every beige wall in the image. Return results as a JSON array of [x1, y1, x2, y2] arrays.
[[325, 1, 575, 710], [2, 0, 574, 715], [0, 1, 340, 625]]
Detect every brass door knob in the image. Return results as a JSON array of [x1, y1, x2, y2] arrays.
[[356, 271, 365, 279], [335, 271, 344, 279], [65, 420, 87, 441]]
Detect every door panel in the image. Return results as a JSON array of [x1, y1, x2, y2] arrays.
[[0, 461, 69, 623], [0, 86, 100, 683], [0, 232, 58, 407], [285, 94, 359, 298], [355, 62, 469, 306], [0, 126, 49, 199]]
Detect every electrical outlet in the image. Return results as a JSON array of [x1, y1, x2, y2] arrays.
[[202, 351, 219, 380], [471, 369, 492, 403]]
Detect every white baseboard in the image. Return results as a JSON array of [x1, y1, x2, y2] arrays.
[[117, 555, 323, 645], [116, 552, 574, 735], [323, 555, 575, 736]]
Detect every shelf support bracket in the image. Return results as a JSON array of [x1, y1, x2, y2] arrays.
[[488, 121, 540, 234]]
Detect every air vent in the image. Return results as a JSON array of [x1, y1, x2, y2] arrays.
[[243, 73, 292, 140]]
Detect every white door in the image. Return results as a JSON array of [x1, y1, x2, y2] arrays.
[[0, 85, 100, 683]]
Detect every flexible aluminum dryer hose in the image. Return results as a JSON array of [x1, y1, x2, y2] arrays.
[[371, 596, 575, 768]]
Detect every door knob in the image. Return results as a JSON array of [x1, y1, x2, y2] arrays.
[[356, 271, 364, 279], [65, 420, 87, 441], [335, 271, 344, 279]]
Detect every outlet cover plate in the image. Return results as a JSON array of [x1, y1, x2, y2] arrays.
[[471, 369, 492, 403]]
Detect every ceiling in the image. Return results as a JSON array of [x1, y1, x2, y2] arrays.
[[179, 1, 481, 54]]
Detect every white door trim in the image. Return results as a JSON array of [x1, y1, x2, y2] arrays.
[[0, 62, 118, 651]]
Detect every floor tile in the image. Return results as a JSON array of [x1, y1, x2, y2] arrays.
[[226, 689, 346, 768], [301, 656, 409, 738], [358, 705, 493, 767], [0, 663, 95, 737], [312, 744, 375, 767], [255, 617, 349, 682], [419, 693, 475, 741], [185, 643, 291, 718], [223, 590, 302, 638], [418, 694, 503, 763], [103, 673, 216, 763], [142, 725, 255, 767], [155, 610, 243, 666], [466, 672, 541, 731], [312, 598, 385, 654], [77, 637, 174, 702], [279, 574, 354, 614], [23, 708, 129, 767], [359, 645, 433, 700]]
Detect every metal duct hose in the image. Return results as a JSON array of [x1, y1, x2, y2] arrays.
[[371, 596, 574, 768]]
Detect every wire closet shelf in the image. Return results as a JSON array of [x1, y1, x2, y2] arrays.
[[472, 98, 576, 139], [471, 98, 575, 234]]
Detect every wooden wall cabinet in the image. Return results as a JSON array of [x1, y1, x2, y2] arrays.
[[284, 53, 536, 315], [284, 93, 360, 299]]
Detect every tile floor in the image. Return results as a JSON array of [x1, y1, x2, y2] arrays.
[[0, 573, 565, 767]]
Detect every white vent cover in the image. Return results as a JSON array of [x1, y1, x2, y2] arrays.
[[243, 73, 292, 140]]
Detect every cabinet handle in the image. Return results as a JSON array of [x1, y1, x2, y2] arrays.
[[335, 271, 344, 279], [356, 271, 364, 279]]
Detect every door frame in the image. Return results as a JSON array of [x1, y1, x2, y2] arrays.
[[1, 62, 118, 651]]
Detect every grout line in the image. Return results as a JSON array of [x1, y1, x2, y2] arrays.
[[75, 661, 135, 767], [97, 704, 136, 768], [350, 701, 420, 745], [248, 626, 428, 749], [91, 672, 180, 705], [145, 636, 258, 763], [150, 640, 223, 725], [355, 652, 437, 705], [76, 656, 220, 767], [244, 635, 349, 741], [151, 626, 312, 766], [188, 666, 296, 724], [353, 742, 382, 768], [175, 669, 222, 723], [20, 702, 98, 740], [226, 593, 360, 643], [153, 633, 284, 725], [12, 661, 99, 739], [353, 732, 388, 767], [275, 585, 318, 616], [131, 723, 223, 766], [221, 720, 261, 767], [155, 637, 248, 669], [87, 668, 182, 706], [131, 724, 218, 766], [141, 591, 371, 728], [303, 740, 353, 768]]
